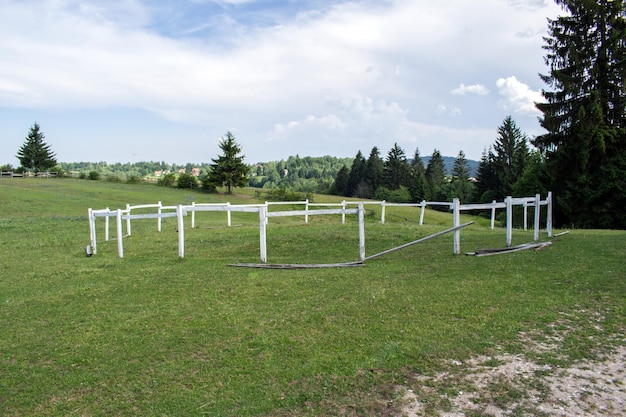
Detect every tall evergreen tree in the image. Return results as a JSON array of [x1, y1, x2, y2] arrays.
[[347, 151, 367, 197], [204, 131, 249, 194], [534, 0, 626, 228], [409, 147, 427, 202], [474, 147, 499, 202], [364, 147, 384, 198], [333, 165, 350, 196], [425, 149, 447, 201], [383, 142, 409, 190], [16, 123, 57, 172], [493, 116, 530, 199], [450, 150, 474, 202]]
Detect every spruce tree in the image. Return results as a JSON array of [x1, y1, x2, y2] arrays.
[[409, 147, 427, 202], [534, 0, 626, 228], [383, 142, 409, 190], [493, 116, 530, 199], [347, 151, 367, 197], [205, 131, 249, 194], [425, 149, 447, 201], [451, 150, 474, 202], [333, 165, 350, 196], [364, 147, 384, 197], [474, 147, 498, 203], [16, 123, 57, 172]]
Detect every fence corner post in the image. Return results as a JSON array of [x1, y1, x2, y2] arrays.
[[381, 200, 386, 224]]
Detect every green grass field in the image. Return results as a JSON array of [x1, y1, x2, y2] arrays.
[[1, 178, 624, 416]]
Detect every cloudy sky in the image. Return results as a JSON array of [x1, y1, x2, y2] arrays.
[[0, 0, 564, 165]]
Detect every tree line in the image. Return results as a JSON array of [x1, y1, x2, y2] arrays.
[[331, 115, 533, 205]]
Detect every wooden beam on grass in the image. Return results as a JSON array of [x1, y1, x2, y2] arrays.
[[364, 221, 474, 261]]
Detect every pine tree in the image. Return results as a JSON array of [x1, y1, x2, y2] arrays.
[[364, 147, 384, 197], [409, 147, 427, 202], [450, 150, 474, 202], [16, 123, 57, 172], [347, 151, 367, 197], [493, 116, 530, 199], [333, 165, 350, 196], [534, 0, 626, 228], [383, 142, 409, 190], [474, 147, 499, 203], [425, 149, 447, 201], [205, 132, 249, 194]]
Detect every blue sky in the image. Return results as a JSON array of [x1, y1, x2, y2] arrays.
[[0, 0, 563, 165]]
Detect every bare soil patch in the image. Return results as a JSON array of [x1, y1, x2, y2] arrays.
[[397, 311, 626, 416]]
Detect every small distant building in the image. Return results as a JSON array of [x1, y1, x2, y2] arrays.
[[178, 168, 186, 174], [154, 170, 163, 177], [192, 167, 200, 176]]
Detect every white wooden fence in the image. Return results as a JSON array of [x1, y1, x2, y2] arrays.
[[0, 171, 60, 178], [88, 202, 363, 262], [87, 192, 552, 261]]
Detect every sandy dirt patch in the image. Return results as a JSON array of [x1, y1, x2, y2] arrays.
[[397, 312, 625, 416]]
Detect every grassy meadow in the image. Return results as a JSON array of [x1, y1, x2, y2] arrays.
[[0, 178, 624, 416]]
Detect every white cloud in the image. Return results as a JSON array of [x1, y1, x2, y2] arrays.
[[437, 105, 462, 117], [496, 76, 544, 115], [0, 0, 564, 164], [451, 84, 490, 96]]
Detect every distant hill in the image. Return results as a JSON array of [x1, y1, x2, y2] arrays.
[[416, 156, 479, 177]]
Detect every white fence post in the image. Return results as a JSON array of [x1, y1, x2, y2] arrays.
[[125, 204, 131, 236], [523, 200, 528, 231], [534, 194, 541, 241], [116, 209, 124, 258], [547, 191, 553, 237], [453, 198, 461, 255], [358, 202, 365, 262], [88, 208, 96, 254], [157, 201, 162, 232], [191, 202, 196, 229], [227, 202, 232, 227], [506, 196, 513, 247], [104, 208, 110, 241], [177, 205, 185, 259], [490, 200, 497, 230], [381, 200, 386, 224], [305, 199, 309, 224], [341, 200, 346, 224], [259, 205, 267, 263], [419, 200, 426, 225]]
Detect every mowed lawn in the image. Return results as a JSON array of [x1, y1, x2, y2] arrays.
[[1, 178, 624, 416]]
